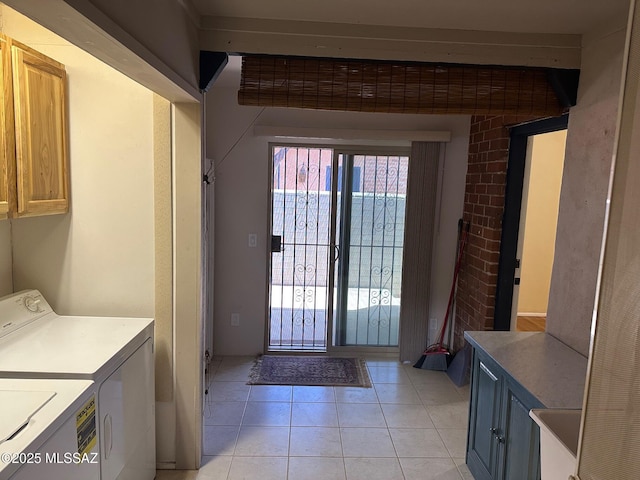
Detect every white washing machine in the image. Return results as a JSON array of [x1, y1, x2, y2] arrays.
[[0, 290, 155, 480], [0, 378, 100, 480]]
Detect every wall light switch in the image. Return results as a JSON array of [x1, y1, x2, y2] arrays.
[[248, 234, 257, 248], [231, 313, 240, 326]]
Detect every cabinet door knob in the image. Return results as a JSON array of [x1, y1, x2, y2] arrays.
[[495, 435, 505, 444], [489, 427, 497, 434]]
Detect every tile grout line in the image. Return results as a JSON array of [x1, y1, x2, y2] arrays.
[[286, 386, 293, 480], [200, 357, 468, 480], [407, 363, 460, 479]]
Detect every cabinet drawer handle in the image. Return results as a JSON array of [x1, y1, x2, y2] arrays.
[[479, 361, 498, 381]]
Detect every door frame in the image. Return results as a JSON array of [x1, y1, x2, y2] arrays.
[[264, 142, 410, 353], [493, 115, 569, 331]]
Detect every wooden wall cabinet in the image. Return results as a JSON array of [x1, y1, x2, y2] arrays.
[[0, 35, 15, 219], [0, 34, 69, 219], [467, 348, 542, 480]]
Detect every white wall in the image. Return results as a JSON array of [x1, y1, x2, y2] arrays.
[[547, 24, 627, 355], [0, 222, 11, 296], [207, 83, 469, 356], [172, 102, 203, 469], [1, 6, 155, 317]]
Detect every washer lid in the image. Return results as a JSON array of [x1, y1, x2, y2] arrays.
[[0, 315, 153, 377], [0, 390, 55, 444]]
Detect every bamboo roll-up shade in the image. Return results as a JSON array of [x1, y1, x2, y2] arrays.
[[238, 55, 564, 117]]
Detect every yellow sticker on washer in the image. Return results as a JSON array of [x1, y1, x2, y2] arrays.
[[76, 394, 97, 455]]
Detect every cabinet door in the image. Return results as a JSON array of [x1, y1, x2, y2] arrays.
[[500, 383, 541, 480], [467, 353, 502, 480], [0, 34, 16, 219], [11, 41, 68, 217]]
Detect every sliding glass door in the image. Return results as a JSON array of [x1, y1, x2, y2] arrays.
[[268, 145, 409, 351], [334, 153, 409, 347]]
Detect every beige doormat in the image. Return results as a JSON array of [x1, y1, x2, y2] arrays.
[[247, 355, 372, 387]]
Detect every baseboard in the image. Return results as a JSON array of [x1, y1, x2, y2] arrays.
[[517, 312, 547, 317], [156, 463, 176, 470]]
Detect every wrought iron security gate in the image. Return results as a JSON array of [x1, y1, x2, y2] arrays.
[[268, 146, 334, 350], [334, 153, 409, 347], [268, 145, 409, 351]]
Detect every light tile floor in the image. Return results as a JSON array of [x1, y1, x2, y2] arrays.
[[156, 356, 474, 480]]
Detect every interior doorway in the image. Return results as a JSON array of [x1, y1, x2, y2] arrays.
[[494, 115, 569, 331], [511, 130, 567, 331], [267, 145, 410, 351]]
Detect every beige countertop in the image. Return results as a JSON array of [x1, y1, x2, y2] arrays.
[[464, 331, 588, 409]]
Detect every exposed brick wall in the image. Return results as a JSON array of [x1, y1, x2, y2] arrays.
[[453, 115, 539, 351]]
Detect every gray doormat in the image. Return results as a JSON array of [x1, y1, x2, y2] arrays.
[[248, 355, 372, 387]]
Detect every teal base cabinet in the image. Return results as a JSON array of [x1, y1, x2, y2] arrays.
[[466, 348, 543, 480]]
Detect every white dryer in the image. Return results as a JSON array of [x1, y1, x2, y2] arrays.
[[0, 290, 155, 480], [0, 378, 100, 480]]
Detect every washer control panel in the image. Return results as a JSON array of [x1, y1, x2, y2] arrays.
[[0, 290, 53, 339], [23, 293, 43, 313]]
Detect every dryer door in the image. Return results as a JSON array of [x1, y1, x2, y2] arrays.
[[98, 338, 155, 480]]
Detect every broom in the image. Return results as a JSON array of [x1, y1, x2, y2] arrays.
[[414, 220, 470, 370]]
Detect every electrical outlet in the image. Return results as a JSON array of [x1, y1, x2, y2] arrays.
[[231, 313, 240, 326], [428, 317, 439, 343], [248, 234, 257, 248]]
